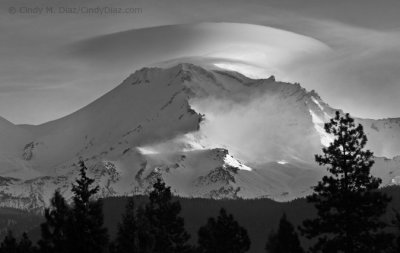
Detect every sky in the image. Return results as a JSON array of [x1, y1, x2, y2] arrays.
[[0, 0, 400, 124]]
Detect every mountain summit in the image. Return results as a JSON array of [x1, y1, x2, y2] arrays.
[[1, 63, 400, 211]]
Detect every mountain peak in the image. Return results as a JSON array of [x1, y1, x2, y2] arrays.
[[0, 63, 400, 211]]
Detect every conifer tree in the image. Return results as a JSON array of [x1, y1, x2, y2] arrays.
[[38, 190, 70, 253], [143, 178, 191, 253], [113, 197, 139, 253], [300, 111, 392, 253], [113, 203, 157, 253], [66, 160, 109, 253], [391, 210, 400, 252], [136, 205, 156, 253], [197, 208, 250, 253], [0, 231, 36, 253], [18, 233, 35, 253], [0, 231, 18, 253], [265, 213, 304, 253]]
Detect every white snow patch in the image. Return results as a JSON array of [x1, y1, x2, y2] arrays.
[[309, 109, 334, 147], [310, 96, 331, 121], [137, 146, 159, 155], [311, 96, 324, 111], [224, 154, 252, 171]]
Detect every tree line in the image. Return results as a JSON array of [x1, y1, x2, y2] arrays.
[[2, 111, 400, 253], [0, 162, 250, 253]]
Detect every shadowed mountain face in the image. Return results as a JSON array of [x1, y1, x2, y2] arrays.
[[0, 63, 400, 211]]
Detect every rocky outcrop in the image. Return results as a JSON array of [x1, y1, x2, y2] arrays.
[[22, 142, 35, 160]]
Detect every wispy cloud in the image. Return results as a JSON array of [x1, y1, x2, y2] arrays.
[[0, 0, 399, 123], [278, 19, 400, 119]]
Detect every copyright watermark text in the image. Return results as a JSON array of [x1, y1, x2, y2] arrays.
[[8, 5, 143, 15]]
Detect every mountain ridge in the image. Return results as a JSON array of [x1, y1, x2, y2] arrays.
[[0, 63, 399, 211]]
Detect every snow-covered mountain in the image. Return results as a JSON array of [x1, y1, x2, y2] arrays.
[[1, 63, 400, 211]]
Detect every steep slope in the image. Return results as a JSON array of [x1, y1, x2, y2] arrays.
[[1, 63, 400, 210], [301, 93, 400, 159], [0, 117, 40, 179], [18, 65, 202, 173]]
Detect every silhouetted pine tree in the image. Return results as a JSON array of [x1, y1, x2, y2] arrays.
[[391, 210, 400, 252], [143, 178, 191, 253], [0, 231, 18, 253], [113, 197, 139, 253], [197, 208, 250, 253], [66, 160, 109, 253], [300, 111, 392, 253], [136, 205, 156, 253], [265, 213, 304, 253], [38, 190, 70, 253], [18, 233, 35, 253]]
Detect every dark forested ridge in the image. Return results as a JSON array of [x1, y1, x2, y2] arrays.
[[0, 208, 41, 238], [103, 195, 312, 253], [103, 186, 400, 253], [1, 186, 400, 253]]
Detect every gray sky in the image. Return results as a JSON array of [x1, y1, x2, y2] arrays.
[[1, 0, 399, 124]]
